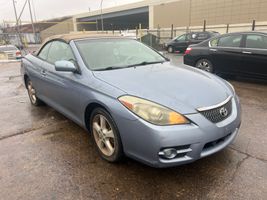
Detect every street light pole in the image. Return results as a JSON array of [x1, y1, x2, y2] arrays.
[[100, 0, 104, 32]]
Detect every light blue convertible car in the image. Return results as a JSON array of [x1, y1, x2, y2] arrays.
[[21, 34, 241, 168]]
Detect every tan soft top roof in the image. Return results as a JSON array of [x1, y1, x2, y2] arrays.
[[44, 33, 124, 44]]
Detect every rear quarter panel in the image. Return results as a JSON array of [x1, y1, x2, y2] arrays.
[[184, 46, 211, 67]]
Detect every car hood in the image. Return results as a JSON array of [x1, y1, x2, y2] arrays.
[[93, 63, 233, 114]]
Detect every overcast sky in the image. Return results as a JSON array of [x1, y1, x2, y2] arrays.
[[0, 0, 142, 23]]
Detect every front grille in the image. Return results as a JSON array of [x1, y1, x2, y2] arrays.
[[199, 98, 232, 123]]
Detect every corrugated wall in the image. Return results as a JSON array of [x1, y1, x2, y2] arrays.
[[153, 0, 267, 28]]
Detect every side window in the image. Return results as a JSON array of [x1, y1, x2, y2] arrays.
[[245, 35, 267, 49], [210, 38, 219, 47], [176, 34, 186, 42], [47, 41, 75, 64], [218, 35, 242, 48], [38, 42, 52, 60], [195, 33, 208, 40]]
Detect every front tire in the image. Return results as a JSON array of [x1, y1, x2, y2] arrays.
[[26, 79, 43, 106], [90, 108, 123, 162], [196, 59, 214, 73]]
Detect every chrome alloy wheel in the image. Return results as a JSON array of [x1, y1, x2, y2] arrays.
[[27, 81, 37, 104], [92, 114, 115, 157], [197, 59, 213, 72]]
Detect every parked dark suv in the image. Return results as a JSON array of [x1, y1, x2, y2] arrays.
[[183, 32, 267, 80], [164, 31, 219, 53]]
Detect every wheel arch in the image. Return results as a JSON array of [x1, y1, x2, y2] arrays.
[[84, 102, 111, 132], [195, 57, 214, 73], [24, 74, 29, 88], [194, 56, 211, 66], [85, 101, 124, 162]]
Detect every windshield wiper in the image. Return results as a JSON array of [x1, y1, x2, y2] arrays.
[[126, 60, 167, 68], [94, 66, 123, 71], [94, 60, 167, 71]]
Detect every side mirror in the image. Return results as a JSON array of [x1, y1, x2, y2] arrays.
[[55, 60, 77, 73]]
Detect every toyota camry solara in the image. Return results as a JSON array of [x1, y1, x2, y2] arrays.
[[21, 34, 241, 168]]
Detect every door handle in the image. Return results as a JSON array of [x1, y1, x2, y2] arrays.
[[242, 51, 252, 54], [210, 49, 218, 52]]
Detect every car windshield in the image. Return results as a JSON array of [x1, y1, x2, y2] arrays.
[[75, 38, 166, 71]]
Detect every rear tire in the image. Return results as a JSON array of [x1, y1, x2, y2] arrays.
[[90, 108, 123, 163], [195, 59, 214, 73], [26, 78, 43, 106]]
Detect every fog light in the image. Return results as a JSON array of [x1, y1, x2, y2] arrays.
[[162, 148, 177, 159]]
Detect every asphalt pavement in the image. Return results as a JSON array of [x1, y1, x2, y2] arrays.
[[0, 54, 266, 200]]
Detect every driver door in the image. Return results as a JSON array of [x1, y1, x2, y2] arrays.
[[41, 40, 83, 122]]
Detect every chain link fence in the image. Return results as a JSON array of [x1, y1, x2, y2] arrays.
[[73, 20, 267, 51], [1, 20, 267, 55], [143, 20, 267, 49], [0, 32, 41, 49]]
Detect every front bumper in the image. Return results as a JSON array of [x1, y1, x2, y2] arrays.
[[114, 96, 241, 168]]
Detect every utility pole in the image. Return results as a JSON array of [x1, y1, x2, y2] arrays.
[[188, 0, 192, 32], [100, 0, 104, 32], [12, 0, 23, 48], [12, 0, 19, 26], [18, 0, 29, 23], [28, 0, 37, 43], [31, 0, 37, 22]]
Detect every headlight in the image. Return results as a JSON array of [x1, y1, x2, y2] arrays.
[[118, 96, 189, 125]]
